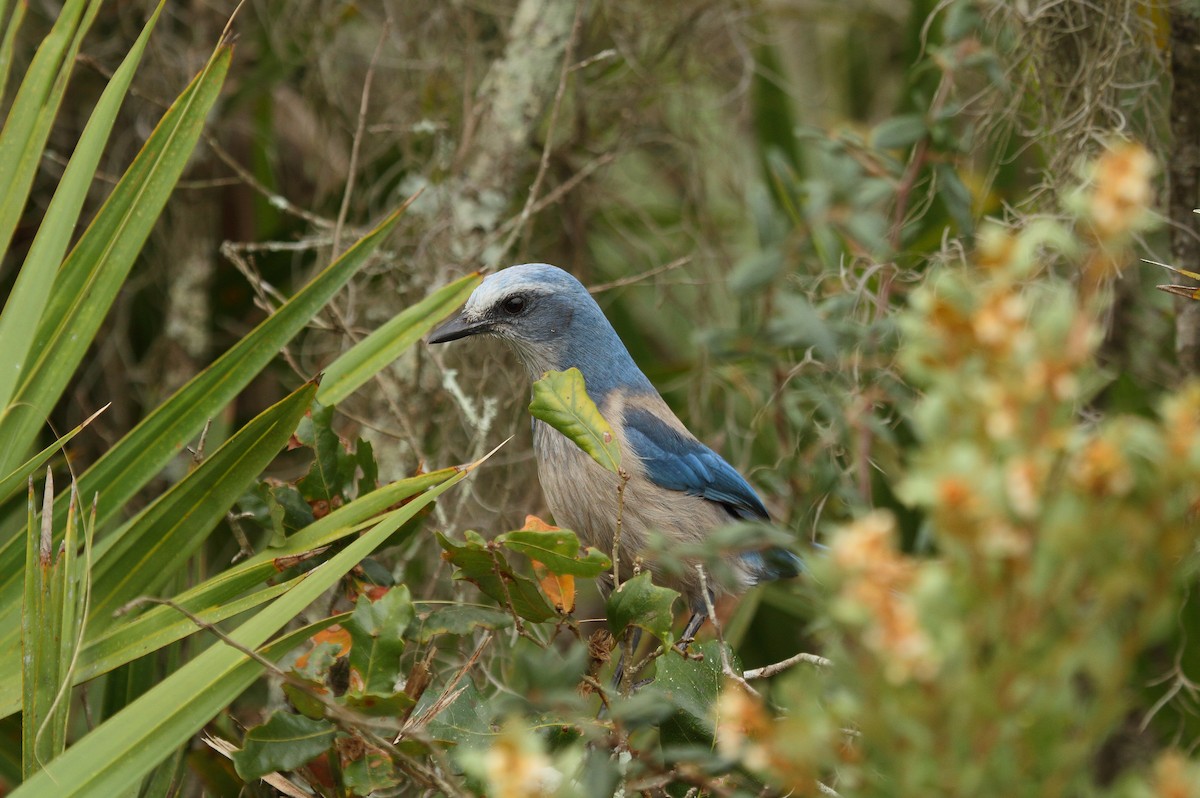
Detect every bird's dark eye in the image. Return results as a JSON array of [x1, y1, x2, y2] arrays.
[[501, 294, 527, 315]]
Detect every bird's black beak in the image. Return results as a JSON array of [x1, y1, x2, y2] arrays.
[[428, 309, 490, 344]]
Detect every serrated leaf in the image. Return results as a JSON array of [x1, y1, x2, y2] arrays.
[[295, 403, 348, 503], [436, 532, 555, 622], [416, 679, 492, 746], [497, 517, 611, 578], [354, 438, 379, 496], [529, 368, 621, 474], [344, 586, 413, 694], [412, 605, 514, 642], [605, 572, 679, 643], [342, 689, 415, 717], [231, 712, 336, 781]]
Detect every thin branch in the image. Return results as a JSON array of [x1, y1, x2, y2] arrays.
[[399, 632, 493, 740], [332, 20, 391, 261], [695, 564, 759, 698], [744, 651, 833, 680]]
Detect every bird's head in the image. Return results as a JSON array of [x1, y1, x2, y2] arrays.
[[429, 263, 606, 377]]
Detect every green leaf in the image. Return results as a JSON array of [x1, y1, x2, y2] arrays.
[[86, 381, 317, 626], [342, 747, 402, 793], [728, 249, 783, 296], [437, 531, 555, 622], [937, 162, 975, 238], [411, 605, 513, 643], [0, 2, 163, 414], [605, 572, 679, 643], [317, 271, 483, 406], [22, 474, 76, 777], [341, 690, 415, 717], [0, 1, 28, 110], [0, 36, 231, 474], [0, 0, 101, 261], [646, 641, 726, 747], [344, 586, 413, 694], [766, 292, 838, 360], [497, 527, 611, 577], [295, 403, 348, 503], [529, 367, 621, 474], [77, 580, 298, 690], [0, 469, 456, 717], [415, 679, 492, 746], [0, 404, 105, 505], [231, 712, 336, 781], [10, 461, 472, 796], [0, 207, 408, 648], [871, 113, 927, 150]]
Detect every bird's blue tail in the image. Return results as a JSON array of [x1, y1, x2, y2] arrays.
[[742, 546, 806, 583]]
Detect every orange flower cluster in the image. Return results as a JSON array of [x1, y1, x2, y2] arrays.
[[1087, 142, 1155, 242], [831, 512, 938, 683]]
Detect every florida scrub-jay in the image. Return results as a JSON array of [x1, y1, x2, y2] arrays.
[[429, 263, 802, 641]]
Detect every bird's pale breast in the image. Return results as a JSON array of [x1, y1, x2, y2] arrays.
[[531, 392, 755, 610]]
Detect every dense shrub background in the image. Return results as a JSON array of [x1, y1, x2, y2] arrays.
[[3, 0, 1200, 795]]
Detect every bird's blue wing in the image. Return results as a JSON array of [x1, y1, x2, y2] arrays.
[[622, 406, 804, 581], [622, 406, 769, 520]]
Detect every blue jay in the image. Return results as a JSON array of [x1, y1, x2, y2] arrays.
[[429, 263, 802, 642]]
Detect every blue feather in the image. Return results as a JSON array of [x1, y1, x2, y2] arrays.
[[623, 406, 769, 520], [623, 405, 803, 581]]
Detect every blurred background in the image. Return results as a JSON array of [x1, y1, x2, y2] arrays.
[[28, 0, 1172, 527], [7, 1, 1198, 786]]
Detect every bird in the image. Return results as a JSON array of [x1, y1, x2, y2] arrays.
[[429, 263, 803, 644]]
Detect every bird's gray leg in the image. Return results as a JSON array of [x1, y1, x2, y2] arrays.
[[610, 626, 642, 691], [677, 611, 706, 652]]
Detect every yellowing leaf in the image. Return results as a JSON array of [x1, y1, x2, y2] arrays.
[[532, 560, 575, 614], [529, 368, 621, 474]]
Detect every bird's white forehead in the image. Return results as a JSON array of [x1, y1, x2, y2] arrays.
[[463, 269, 556, 318]]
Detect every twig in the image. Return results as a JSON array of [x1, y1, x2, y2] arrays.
[[695, 565, 759, 698], [331, 20, 390, 260], [589, 256, 693, 294], [612, 469, 629, 591], [743, 651, 832, 680], [399, 632, 493, 739]]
